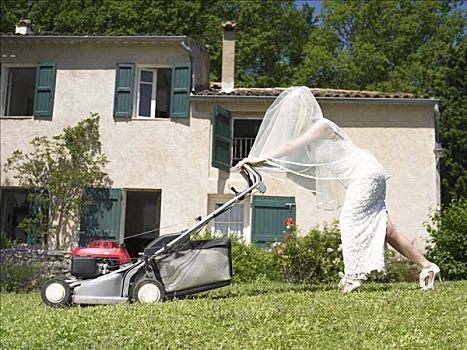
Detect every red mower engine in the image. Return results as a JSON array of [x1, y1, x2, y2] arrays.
[[71, 240, 131, 279]]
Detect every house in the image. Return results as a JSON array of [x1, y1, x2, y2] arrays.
[[0, 29, 440, 254]]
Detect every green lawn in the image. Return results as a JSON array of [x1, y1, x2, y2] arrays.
[[1, 281, 466, 349]]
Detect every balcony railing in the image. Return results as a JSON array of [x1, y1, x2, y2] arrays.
[[232, 137, 256, 165]]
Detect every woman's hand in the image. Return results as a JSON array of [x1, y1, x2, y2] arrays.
[[234, 157, 266, 171]]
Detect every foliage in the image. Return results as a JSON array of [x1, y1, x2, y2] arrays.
[[435, 36, 467, 203], [0, 247, 49, 292], [0, 233, 16, 248], [220, 0, 315, 87], [426, 198, 467, 280], [198, 223, 421, 284], [3, 114, 109, 250], [366, 249, 420, 283], [1, 281, 466, 349], [0, 0, 315, 88], [294, 1, 465, 92], [279, 224, 344, 283], [230, 236, 282, 283]]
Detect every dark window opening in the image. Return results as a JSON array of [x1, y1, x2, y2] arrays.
[[0, 188, 46, 245], [5, 68, 36, 116], [232, 119, 262, 166], [124, 190, 161, 258]]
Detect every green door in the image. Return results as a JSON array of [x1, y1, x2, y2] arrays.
[[252, 195, 296, 243], [79, 188, 122, 246]]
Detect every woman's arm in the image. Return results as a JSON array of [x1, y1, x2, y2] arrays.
[[267, 119, 328, 159], [235, 119, 329, 171]]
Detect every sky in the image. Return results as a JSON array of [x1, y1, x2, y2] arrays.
[[295, 0, 323, 13]]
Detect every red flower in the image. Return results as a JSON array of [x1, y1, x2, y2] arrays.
[[284, 217, 294, 225], [276, 249, 284, 255]]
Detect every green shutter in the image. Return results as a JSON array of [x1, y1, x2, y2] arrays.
[[252, 196, 296, 243], [211, 104, 232, 171], [114, 63, 135, 118], [170, 63, 191, 118], [33, 62, 56, 117], [79, 188, 122, 246]]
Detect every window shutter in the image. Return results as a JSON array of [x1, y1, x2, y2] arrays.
[[170, 63, 191, 118], [33, 62, 56, 117], [211, 104, 232, 171], [114, 63, 135, 119], [79, 188, 122, 246], [252, 196, 296, 243]]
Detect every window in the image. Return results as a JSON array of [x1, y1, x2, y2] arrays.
[[211, 105, 263, 171], [1, 62, 56, 118], [4, 67, 36, 116], [213, 203, 244, 238], [232, 119, 262, 166], [0, 188, 48, 246], [113, 63, 190, 119], [137, 68, 172, 118]]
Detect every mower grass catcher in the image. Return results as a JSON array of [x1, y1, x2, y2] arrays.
[[41, 165, 266, 307]]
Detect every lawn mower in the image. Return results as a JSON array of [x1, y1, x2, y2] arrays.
[[40, 165, 266, 307]]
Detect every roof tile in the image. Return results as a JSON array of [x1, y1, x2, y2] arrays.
[[197, 84, 431, 99]]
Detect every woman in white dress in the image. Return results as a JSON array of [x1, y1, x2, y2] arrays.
[[236, 86, 440, 292]]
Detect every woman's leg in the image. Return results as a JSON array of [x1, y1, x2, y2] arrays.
[[385, 219, 431, 269]]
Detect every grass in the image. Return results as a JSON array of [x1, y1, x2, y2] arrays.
[[1, 281, 466, 350]]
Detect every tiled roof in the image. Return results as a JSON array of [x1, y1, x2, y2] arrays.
[[197, 84, 431, 99]]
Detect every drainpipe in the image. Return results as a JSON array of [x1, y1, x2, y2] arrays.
[[433, 103, 444, 212], [181, 40, 195, 93]]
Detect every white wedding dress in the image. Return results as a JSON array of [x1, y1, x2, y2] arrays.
[[249, 86, 390, 280]]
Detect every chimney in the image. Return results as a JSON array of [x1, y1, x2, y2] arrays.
[[221, 20, 237, 93], [15, 19, 32, 35]]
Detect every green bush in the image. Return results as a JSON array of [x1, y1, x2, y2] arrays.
[[0, 247, 49, 292], [426, 198, 467, 280], [230, 237, 283, 283], [367, 249, 419, 283], [0, 233, 16, 248], [279, 224, 344, 284], [196, 224, 422, 285]]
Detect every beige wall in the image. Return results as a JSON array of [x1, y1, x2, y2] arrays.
[[1, 41, 438, 250]]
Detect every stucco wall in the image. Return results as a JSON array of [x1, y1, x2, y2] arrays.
[[0, 41, 209, 238], [1, 41, 438, 250]]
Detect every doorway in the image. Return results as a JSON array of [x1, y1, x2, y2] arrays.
[[124, 190, 161, 257]]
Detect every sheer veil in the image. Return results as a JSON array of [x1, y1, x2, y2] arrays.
[[248, 86, 363, 210]]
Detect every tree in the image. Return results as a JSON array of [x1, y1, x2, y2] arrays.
[[435, 35, 467, 204], [3, 115, 109, 250], [0, 0, 315, 87]]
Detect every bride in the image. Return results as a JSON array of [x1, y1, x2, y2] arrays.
[[235, 86, 440, 292]]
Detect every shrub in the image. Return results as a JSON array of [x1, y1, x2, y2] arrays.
[[367, 249, 419, 283], [279, 224, 344, 284], [0, 247, 49, 292], [426, 198, 467, 280], [230, 237, 283, 283], [0, 233, 16, 248]]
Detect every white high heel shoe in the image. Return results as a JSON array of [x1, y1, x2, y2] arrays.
[[338, 272, 362, 293], [419, 263, 441, 290]]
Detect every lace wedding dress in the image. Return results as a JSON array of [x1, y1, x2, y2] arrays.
[[248, 86, 390, 280]]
